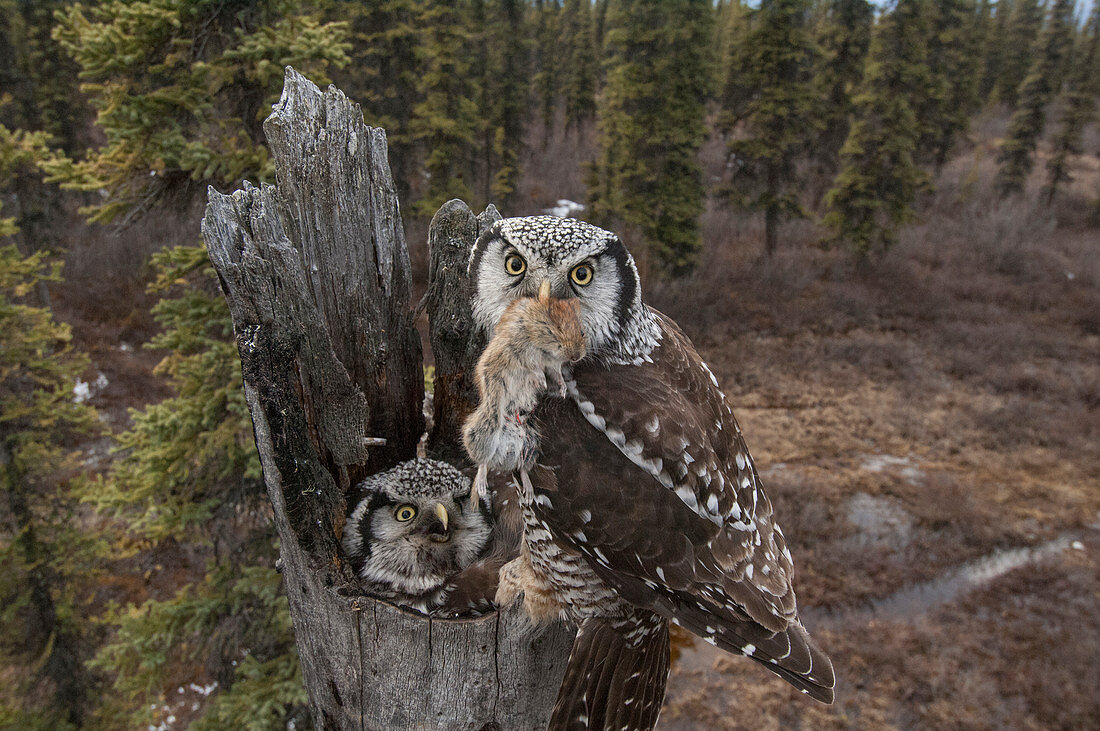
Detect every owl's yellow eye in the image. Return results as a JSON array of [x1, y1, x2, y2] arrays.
[[570, 263, 594, 286], [394, 505, 417, 522], [504, 253, 527, 276]]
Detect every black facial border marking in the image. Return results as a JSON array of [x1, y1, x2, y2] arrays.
[[603, 236, 637, 332], [355, 491, 393, 562], [468, 225, 505, 283]]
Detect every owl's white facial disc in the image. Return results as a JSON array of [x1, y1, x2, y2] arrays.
[[469, 216, 657, 360]]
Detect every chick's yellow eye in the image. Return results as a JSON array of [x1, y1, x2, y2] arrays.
[[570, 263, 594, 286], [504, 253, 526, 276], [395, 505, 417, 522]]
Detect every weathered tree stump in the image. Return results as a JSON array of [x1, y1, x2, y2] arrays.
[[202, 67, 574, 730]]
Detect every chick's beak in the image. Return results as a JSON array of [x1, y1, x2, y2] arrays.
[[434, 502, 449, 531]]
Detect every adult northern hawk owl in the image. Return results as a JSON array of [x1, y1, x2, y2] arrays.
[[343, 458, 493, 614], [468, 216, 835, 729]]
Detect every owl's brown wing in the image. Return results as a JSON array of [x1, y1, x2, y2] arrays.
[[529, 312, 834, 701]]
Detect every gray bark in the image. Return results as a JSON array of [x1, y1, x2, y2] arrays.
[[424, 200, 499, 463], [202, 67, 573, 730]]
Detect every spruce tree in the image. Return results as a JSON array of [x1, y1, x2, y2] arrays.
[[0, 0, 86, 154], [995, 0, 1077, 196], [972, 0, 996, 104], [980, 0, 1013, 102], [813, 0, 875, 177], [589, 0, 713, 275], [335, 0, 421, 201], [720, 0, 821, 255], [409, 0, 480, 214], [560, 0, 598, 130], [532, 0, 563, 136], [51, 2, 349, 725], [0, 1, 88, 258], [824, 0, 934, 259], [0, 132, 100, 725], [716, 0, 750, 102], [995, 0, 1044, 107], [485, 0, 530, 208], [1044, 2, 1099, 204], [920, 0, 985, 168], [50, 0, 350, 223]]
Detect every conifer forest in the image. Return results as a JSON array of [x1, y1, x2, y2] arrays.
[[2, 0, 1099, 728]]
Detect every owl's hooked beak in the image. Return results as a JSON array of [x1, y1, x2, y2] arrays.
[[535, 274, 575, 302], [425, 502, 451, 543]]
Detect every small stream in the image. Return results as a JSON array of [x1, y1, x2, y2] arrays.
[[805, 535, 1081, 628]]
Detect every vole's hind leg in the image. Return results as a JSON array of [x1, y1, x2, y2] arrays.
[[545, 366, 566, 397], [471, 463, 488, 509]]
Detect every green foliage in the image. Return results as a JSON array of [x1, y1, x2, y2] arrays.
[[49, 0, 350, 223], [824, 0, 934, 259], [90, 247, 260, 542], [994, 0, 1043, 106], [0, 0, 87, 154], [409, 0, 480, 215], [90, 564, 303, 729], [85, 245, 301, 727], [0, 241, 100, 727], [589, 0, 713, 275], [332, 0, 421, 200], [813, 0, 874, 172], [1044, 2, 1100, 204], [979, 0, 1011, 102], [532, 0, 562, 135], [721, 0, 821, 255], [483, 0, 530, 208], [919, 0, 985, 168], [561, 0, 598, 130], [0, 124, 56, 238], [995, 0, 1076, 196]]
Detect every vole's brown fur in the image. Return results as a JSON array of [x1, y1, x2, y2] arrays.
[[463, 280, 586, 506]]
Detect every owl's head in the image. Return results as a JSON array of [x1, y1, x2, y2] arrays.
[[343, 459, 491, 604], [469, 216, 654, 360]]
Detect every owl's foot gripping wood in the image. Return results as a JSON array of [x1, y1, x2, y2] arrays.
[[549, 615, 670, 731]]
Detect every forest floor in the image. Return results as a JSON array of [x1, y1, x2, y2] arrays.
[[653, 152, 1100, 728], [48, 119, 1100, 728]]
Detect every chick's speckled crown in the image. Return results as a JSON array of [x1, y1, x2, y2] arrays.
[[356, 458, 471, 498]]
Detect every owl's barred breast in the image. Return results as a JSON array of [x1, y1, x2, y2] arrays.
[[517, 467, 626, 622]]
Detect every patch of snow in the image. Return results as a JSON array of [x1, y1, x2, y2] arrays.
[[73, 380, 91, 403], [544, 199, 586, 218], [190, 681, 218, 696], [846, 492, 914, 550], [760, 462, 787, 476], [860, 453, 924, 485], [73, 372, 109, 403]]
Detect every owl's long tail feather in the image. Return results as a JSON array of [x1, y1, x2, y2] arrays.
[[666, 598, 835, 703], [549, 615, 670, 731]]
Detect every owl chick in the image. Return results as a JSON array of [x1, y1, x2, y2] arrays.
[[343, 458, 492, 614], [463, 279, 587, 507]]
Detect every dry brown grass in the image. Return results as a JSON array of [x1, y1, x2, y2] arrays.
[[647, 113, 1100, 728]]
